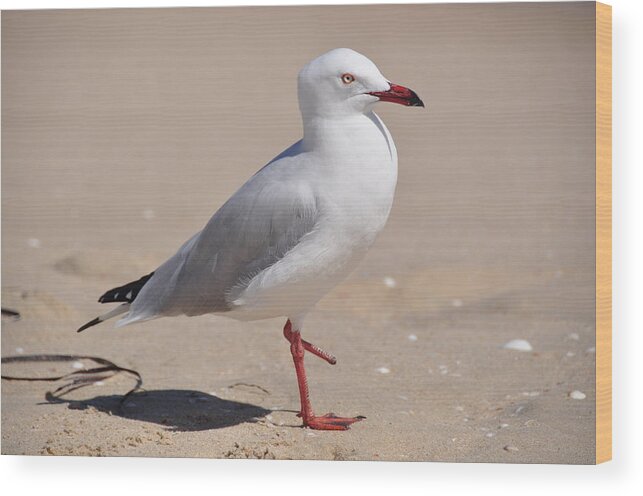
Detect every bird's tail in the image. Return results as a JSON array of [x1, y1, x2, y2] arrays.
[[77, 303, 130, 333]]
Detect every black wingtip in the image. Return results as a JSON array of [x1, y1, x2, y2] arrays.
[[77, 317, 100, 333], [98, 272, 154, 304]]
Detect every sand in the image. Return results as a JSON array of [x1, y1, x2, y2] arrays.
[[2, 3, 596, 463]]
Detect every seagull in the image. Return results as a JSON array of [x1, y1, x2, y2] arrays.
[[79, 48, 424, 430]]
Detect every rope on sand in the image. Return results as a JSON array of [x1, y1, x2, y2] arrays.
[[1, 354, 143, 403]]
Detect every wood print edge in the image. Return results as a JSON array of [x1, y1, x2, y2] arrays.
[[595, 0, 612, 465]]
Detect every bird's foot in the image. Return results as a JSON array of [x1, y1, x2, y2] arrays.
[[302, 412, 365, 431]]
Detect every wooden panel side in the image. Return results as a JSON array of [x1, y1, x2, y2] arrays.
[[595, 1, 612, 465]]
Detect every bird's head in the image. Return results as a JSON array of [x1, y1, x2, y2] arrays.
[[297, 48, 424, 119]]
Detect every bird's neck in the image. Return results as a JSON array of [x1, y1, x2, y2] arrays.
[[301, 111, 392, 156]]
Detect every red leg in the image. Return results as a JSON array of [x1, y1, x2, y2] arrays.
[[283, 319, 336, 365], [283, 320, 365, 431]]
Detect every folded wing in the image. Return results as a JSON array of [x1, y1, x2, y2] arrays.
[[121, 163, 319, 325]]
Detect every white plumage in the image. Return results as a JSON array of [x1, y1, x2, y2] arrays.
[[106, 49, 405, 329], [80, 48, 423, 430]]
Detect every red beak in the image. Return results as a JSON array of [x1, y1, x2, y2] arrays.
[[369, 83, 424, 107]]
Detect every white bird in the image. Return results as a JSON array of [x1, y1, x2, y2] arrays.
[[79, 48, 424, 430]]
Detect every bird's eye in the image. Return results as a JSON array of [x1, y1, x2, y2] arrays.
[[341, 73, 355, 84]]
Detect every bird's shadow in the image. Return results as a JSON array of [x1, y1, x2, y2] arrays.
[[49, 389, 272, 432]]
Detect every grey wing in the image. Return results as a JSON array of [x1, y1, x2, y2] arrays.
[[124, 171, 319, 322]]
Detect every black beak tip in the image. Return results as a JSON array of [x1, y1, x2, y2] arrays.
[[410, 93, 425, 108]]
